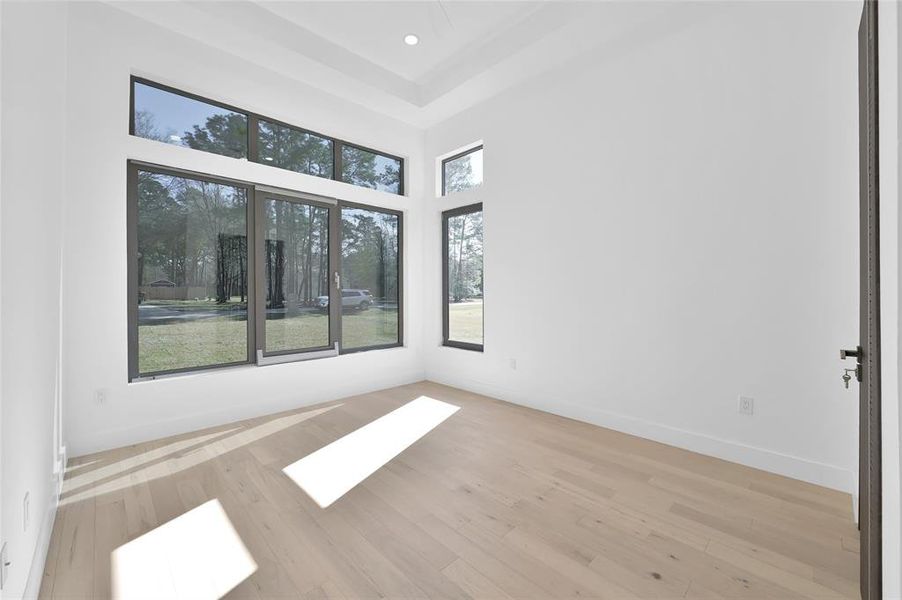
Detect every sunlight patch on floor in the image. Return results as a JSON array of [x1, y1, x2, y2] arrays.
[[63, 428, 240, 493], [283, 396, 460, 508], [111, 499, 256, 600], [64, 458, 102, 473], [61, 403, 342, 506]]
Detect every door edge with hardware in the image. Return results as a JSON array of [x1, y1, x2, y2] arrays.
[[855, 1, 883, 597]]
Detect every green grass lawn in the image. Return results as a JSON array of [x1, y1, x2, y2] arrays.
[[142, 299, 245, 311], [448, 301, 483, 345], [138, 309, 399, 374], [265, 315, 329, 353], [138, 317, 247, 373]]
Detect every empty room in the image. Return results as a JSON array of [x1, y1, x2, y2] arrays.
[[1, 0, 901, 599]]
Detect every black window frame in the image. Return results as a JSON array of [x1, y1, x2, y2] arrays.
[[442, 202, 484, 352], [253, 188, 340, 362], [127, 159, 404, 382], [127, 162, 257, 381], [129, 76, 405, 196], [339, 142, 405, 195], [255, 118, 335, 179], [441, 144, 483, 197], [338, 201, 404, 355], [130, 78, 251, 159]]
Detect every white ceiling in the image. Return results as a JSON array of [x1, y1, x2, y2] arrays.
[[261, 2, 546, 82], [111, 1, 679, 128]]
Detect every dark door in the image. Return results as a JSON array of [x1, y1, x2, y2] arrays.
[[854, 1, 882, 597]]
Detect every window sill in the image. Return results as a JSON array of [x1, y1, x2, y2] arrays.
[[442, 341, 484, 353], [130, 343, 407, 383]]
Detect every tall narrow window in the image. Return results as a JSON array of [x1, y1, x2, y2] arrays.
[[443, 204, 484, 351], [130, 167, 251, 378], [132, 80, 248, 159], [258, 192, 334, 356], [341, 206, 401, 351], [442, 146, 483, 196]]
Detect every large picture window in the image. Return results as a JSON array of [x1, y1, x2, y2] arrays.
[[442, 203, 484, 351], [129, 168, 252, 377], [130, 78, 404, 195], [128, 162, 403, 381]]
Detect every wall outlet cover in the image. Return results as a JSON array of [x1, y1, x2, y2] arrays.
[[23, 491, 30, 532], [739, 396, 754, 416]]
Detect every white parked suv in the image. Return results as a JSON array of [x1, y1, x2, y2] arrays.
[[316, 289, 372, 311]]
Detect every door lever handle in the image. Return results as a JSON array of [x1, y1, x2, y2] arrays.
[[840, 347, 862, 360]]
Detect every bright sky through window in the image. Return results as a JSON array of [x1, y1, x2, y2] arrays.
[[111, 499, 257, 600], [283, 396, 460, 507], [443, 146, 483, 195]]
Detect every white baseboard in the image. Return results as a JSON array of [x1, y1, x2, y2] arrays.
[[70, 368, 426, 457], [21, 462, 64, 599], [426, 374, 855, 494]]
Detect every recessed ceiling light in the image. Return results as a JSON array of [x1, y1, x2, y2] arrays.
[[404, 34, 419, 46]]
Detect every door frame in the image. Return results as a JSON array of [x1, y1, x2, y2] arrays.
[[858, 1, 882, 597]]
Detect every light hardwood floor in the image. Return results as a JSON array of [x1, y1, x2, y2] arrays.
[[41, 381, 859, 599]]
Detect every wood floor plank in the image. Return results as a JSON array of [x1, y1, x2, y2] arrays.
[[41, 381, 858, 600], [442, 557, 514, 600], [92, 497, 127, 600], [38, 505, 66, 600], [50, 496, 95, 599], [705, 540, 845, 598]]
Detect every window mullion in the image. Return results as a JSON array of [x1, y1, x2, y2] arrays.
[[330, 204, 342, 349], [252, 189, 265, 362], [248, 114, 259, 163], [333, 141, 343, 184]]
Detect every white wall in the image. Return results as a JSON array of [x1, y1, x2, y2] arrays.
[[5, 0, 893, 595], [424, 1, 861, 493], [61, 2, 426, 456], [1, 2, 68, 597]]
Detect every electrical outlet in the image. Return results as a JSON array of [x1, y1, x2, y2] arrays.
[[23, 492, 30, 532], [95, 388, 108, 405], [509, 358, 518, 370], [739, 396, 754, 416]]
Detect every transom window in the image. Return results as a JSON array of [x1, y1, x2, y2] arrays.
[[442, 145, 483, 196], [131, 77, 404, 195]]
